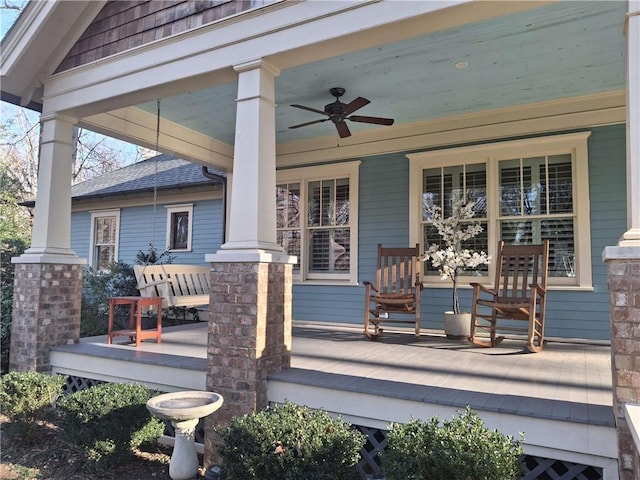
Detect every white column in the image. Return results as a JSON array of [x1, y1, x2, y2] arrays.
[[15, 113, 84, 264], [207, 59, 293, 264], [620, 2, 640, 246]]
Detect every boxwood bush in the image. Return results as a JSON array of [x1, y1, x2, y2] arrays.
[[0, 371, 66, 443], [57, 382, 164, 464], [381, 407, 524, 480], [0, 371, 66, 420], [218, 402, 366, 480]]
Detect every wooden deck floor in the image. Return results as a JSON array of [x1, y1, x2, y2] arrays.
[[51, 321, 617, 476], [52, 320, 613, 427], [282, 322, 613, 427]]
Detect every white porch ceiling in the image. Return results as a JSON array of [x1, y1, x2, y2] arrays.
[[136, 1, 626, 146]]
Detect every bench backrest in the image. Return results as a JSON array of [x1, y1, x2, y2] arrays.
[[133, 264, 211, 308]]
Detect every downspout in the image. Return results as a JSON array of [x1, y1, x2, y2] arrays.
[[201, 167, 227, 244]]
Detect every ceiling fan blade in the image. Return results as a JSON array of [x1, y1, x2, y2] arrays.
[[342, 96, 370, 115], [348, 115, 394, 126], [290, 104, 327, 115], [335, 121, 351, 138], [289, 118, 329, 129]]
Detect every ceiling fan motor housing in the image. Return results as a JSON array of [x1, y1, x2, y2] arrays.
[[325, 101, 347, 122]]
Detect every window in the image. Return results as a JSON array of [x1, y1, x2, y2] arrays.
[[89, 210, 120, 270], [408, 132, 592, 288], [499, 154, 575, 278], [166, 204, 193, 251], [276, 161, 360, 284], [422, 163, 489, 277]]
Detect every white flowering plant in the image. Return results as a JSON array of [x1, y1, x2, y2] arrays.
[[422, 199, 491, 314]]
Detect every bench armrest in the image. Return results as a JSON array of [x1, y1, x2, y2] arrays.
[[137, 278, 169, 290]]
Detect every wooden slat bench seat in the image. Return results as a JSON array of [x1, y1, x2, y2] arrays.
[[133, 264, 211, 310]]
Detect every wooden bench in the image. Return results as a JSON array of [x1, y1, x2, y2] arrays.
[[133, 264, 211, 310]]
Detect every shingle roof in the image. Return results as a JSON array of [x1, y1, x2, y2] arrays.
[[71, 154, 225, 199]]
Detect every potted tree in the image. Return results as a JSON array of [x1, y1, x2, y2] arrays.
[[422, 199, 490, 339]]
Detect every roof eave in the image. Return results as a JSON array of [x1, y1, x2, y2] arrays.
[[0, 0, 107, 108], [20, 180, 219, 208]]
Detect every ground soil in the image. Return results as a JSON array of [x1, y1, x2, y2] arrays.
[[0, 415, 208, 479]]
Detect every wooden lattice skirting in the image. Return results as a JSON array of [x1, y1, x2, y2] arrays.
[[63, 375, 605, 480]]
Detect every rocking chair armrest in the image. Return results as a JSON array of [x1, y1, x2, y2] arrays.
[[470, 282, 497, 296], [529, 283, 547, 297], [363, 281, 379, 293]]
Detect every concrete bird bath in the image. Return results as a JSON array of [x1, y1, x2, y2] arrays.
[[147, 391, 224, 480]]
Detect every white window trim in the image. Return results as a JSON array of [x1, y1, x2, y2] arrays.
[[165, 204, 194, 252], [89, 209, 120, 270], [277, 160, 361, 285], [407, 132, 592, 289]]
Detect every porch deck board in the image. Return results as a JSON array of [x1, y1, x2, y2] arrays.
[[51, 321, 614, 427]]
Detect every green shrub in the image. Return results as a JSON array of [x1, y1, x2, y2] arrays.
[[81, 261, 139, 336], [57, 382, 164, 464], [0, 371, 66, 444], [0, 371, 65, 420], [135, 243, 175, 266], [81, 245, 176, 337], [0, 237, 28, 374], [218, 402, 366, 480], [381, 406, 524, 480]]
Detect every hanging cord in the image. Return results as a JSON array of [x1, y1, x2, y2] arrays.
[[150, 99, 161, 257]]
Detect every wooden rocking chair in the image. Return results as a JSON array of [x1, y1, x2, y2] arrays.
[[469, 240, 550, 352], [364, 244, 422, 339]]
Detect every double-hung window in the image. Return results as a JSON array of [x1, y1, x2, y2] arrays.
[[421, 163, 489, 277], [166, 204, 193, 252], [276, 161, 360, 284], [89, 210, 120, 270], [408, 132, 592, 288]]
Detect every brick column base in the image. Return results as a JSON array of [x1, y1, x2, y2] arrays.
[[605, 254, 640, 480], [204, 261, 293, 467], [10, 263, 83, 372]]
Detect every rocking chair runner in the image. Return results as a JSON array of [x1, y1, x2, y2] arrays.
[[363, 244, 422, 338], [469, 240, 550, 353]]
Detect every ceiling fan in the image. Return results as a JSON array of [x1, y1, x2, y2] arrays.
[[289, 87, 394, 138]]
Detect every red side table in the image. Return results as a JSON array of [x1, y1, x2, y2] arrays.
[[107, 296, 163, 347]]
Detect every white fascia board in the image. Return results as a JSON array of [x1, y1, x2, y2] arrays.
[[268, 380, 617, 460], [40, 0, 548, 117], [50, 351, 206, 392], [81, 108, 233, 170]]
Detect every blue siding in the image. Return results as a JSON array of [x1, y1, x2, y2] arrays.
[[292, 153, 410, 325], [71, 125, 625, 340], [70, 199, 224, 267], [292, 124, 626, 340], [71, 211, 91, 259]]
